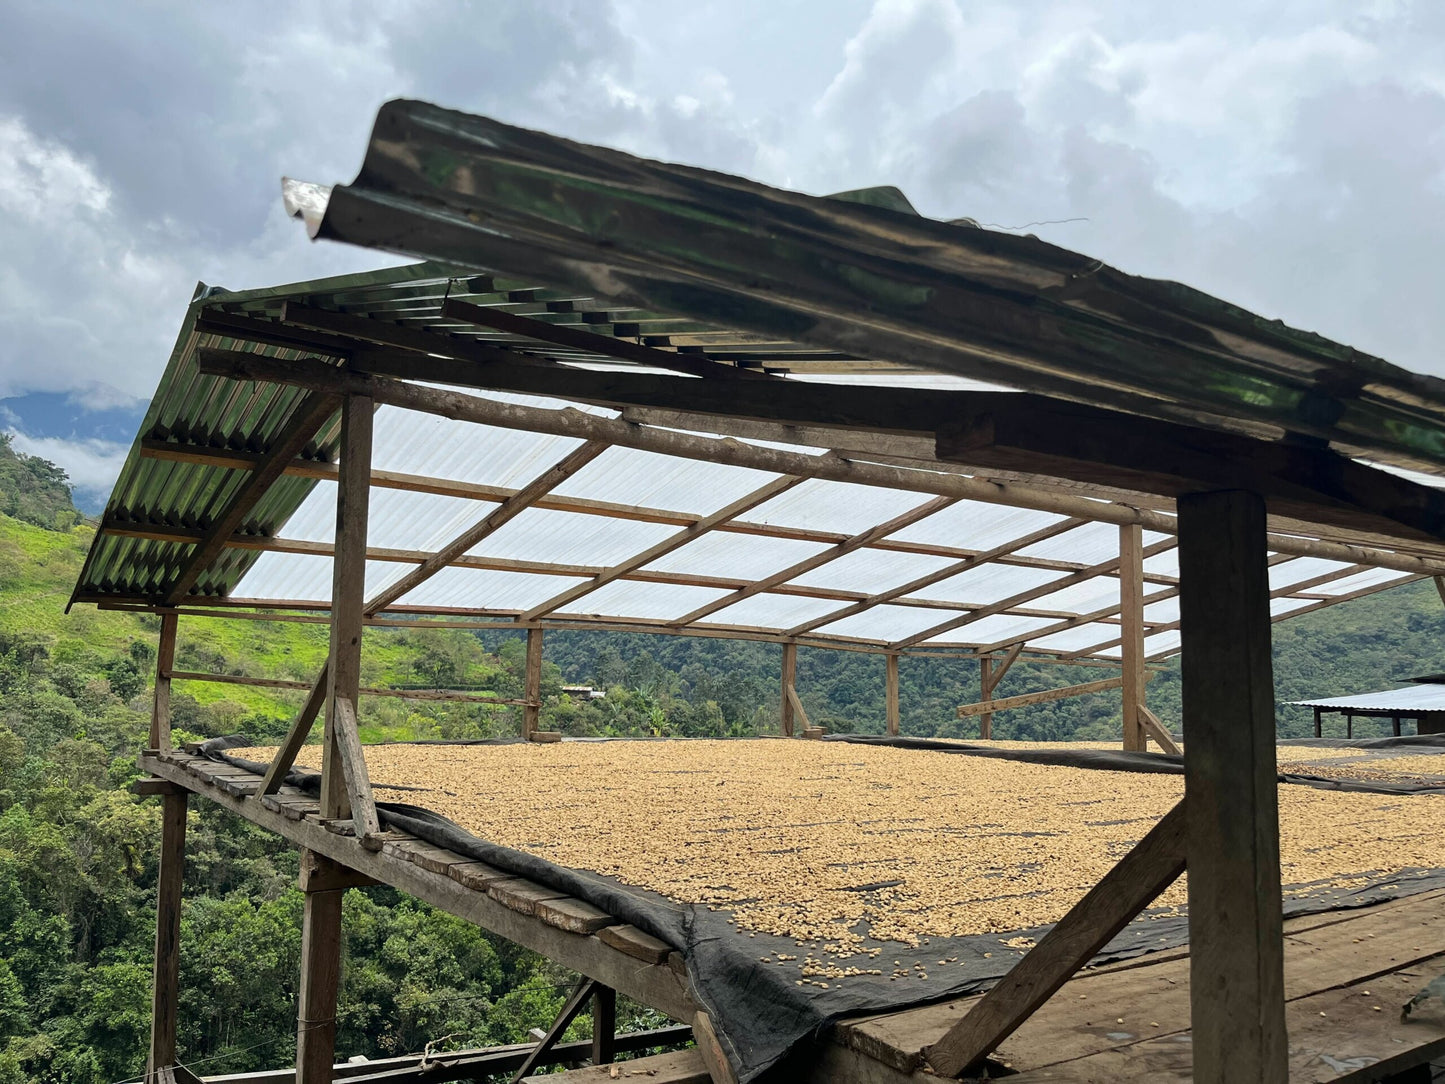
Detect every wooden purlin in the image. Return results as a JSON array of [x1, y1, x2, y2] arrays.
[[955, 676, 1124, 718]]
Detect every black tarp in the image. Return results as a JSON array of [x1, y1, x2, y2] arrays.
[[197, 735, 1445, 1081]]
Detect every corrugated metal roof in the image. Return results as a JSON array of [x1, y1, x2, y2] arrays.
[[1288, 686, 1445, 712]]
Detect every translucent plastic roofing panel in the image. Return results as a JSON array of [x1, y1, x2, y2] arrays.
[[924, 563, 1066, 606], [921, 613, 1059, 646], [746, 480, 936, 536], [645, 533, 831, 581], [1269, 596, 1317, 618], [788, 549, 959, 594], [394, 566, 584, 611], [466, 508, 678, 566], [699, 593, 849, 631], [1029, 622, 1123, 653], [886, 501, 1068, 552], [1142, 596, 1182, 625], [560, 579, 734, 621], [1142, 547, 1180, 579], [233, 552, 405, 602], [1268, 557, 1354, 591], [1026, 575, 1123, 616], [370, 405, 590, 490], [277, 482, 497, 553], [1016, 521, 1121, 565], [1309, 567, 1416, 596], [813, 604, 964, 643], [551, 446, 783, 517], [1145, 630, 1184, 657]]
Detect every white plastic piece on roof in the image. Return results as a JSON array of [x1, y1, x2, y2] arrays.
[[1028, 622, 1123, 653], [645, 532, 831, 580], [1308, 567, 1415, 596], [394, 566, 585, 611], [789, 548, 959, 594], [746, 479, 935, 536], [1267, 556, 1353, 590], [275, 481, 500, 553], [369, 405, 591, 490], [920, 612, 1059, 646], [1017, 521, 1120, 564], [552, 446, 783, 517], [1142, 596, 1182, 625], [886, 500, 1066, 552], [699, 592, 850, 631], [1269, 596, 1317, 618], [924, 562, 1065, 605], [558, 579, 734, 621], [814, 604, 966, 642], [232, 552, 405, 603], [1143, 548, 1180, 579], [1026, 575, 1123, 616], [466, 508, 678, 566], [1092, 644, 1125, 659], [1145, 630, 1184, 657]]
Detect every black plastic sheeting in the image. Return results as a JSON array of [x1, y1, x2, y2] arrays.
[[197, 735, 1445, 1082]]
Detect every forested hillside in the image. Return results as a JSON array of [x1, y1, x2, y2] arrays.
[[0, 435, 1438, 1081]]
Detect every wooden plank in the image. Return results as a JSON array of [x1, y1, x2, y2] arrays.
[[331, 696, 381, 846], [164, 391, 340, 605], [956, 676, 1124, 718], [524, 627, 543, 740], [260, 663, 329, 795], [488, 877, 571, 916], [1139, 705, 1181, 756], [1177, 489, 1286, 1084], [780, 643, 797, 737], [923, 801, 1187, 1077], [149, 611, 177, 749], [448, 860, 511, 891], [169, 667, 528, 704], [147, 789, 186, 1077], [363, 441, 607, 616], [296, 849, 345, 1084], [1119, 523, 1147, 752], [536, 896, 618, 936], [692, 1011, 739, 1084], [383, 840, 470, 876], [598, 924, 672, 965], [786, 683, 812, 731], [592, 984, 617, 1065], [522, 1049, 710, 1083], [885, 654, 900, 736], [299, 851, 379, 893], [530, 730, 563, 743]]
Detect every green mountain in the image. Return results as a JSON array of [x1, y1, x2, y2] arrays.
[[0, 436, 1436, 1081]]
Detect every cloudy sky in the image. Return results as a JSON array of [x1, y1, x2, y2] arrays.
[[2, 1, 1443, 508]]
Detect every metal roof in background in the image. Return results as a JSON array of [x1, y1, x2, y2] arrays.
[[1288, 686, 1445, 713]]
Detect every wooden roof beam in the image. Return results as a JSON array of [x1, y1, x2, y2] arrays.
[[161, 391, 341, 605], [668, 495, 959, 627]]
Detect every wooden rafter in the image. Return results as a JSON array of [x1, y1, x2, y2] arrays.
[[362, 440, 607, 616], [891, 537, 1177, 650], [955, 675, 1124, 718], [517, 474, 806, 621], [669, 495, 959, 627], [162, 390, 341, 605]]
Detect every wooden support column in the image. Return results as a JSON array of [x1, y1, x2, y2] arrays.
[[1314, 705, 1323, 738], [524, 628, 543, 741], [780, 642, 797, 737], [146, 786, 186, 1082], [296, 849, 345, 1084], [149, 611, 178, 749], [885, 653, 900, 736], [1177, 490, 1286, 1084], [1119, 523, 1147, 752], [978, 657, 994, 739], [591, 984, 617, 1065]]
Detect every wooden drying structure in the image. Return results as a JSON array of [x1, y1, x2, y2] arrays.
[[83, 100, 1445, 1082]]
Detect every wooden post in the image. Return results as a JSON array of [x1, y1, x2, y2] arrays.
[[1393, 714, 1401, 737], [780, 642, 797, 737], [1119, 523, 1147, 751], [978, 657, 993, 739], [321, 395, 373, 822], [1314, 705, 1323, 738], [524, 628, 543, 741], [1347, 712, 1353, 739], [592, 984, 617, 1065], [885, 653, 900, 736], [1177, 490, 1286, 1084], [146, 787, 186, 1081], [149, 611, 178, 749], [296, 850, 345, 1084]]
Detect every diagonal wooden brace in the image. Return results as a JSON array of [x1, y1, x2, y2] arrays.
[[330, 694, 381, 847], [924, 798, 1187, 1077], [259, 661, 329, 795]]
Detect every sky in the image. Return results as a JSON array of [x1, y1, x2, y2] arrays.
[[2, 0, 1444, 510]]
